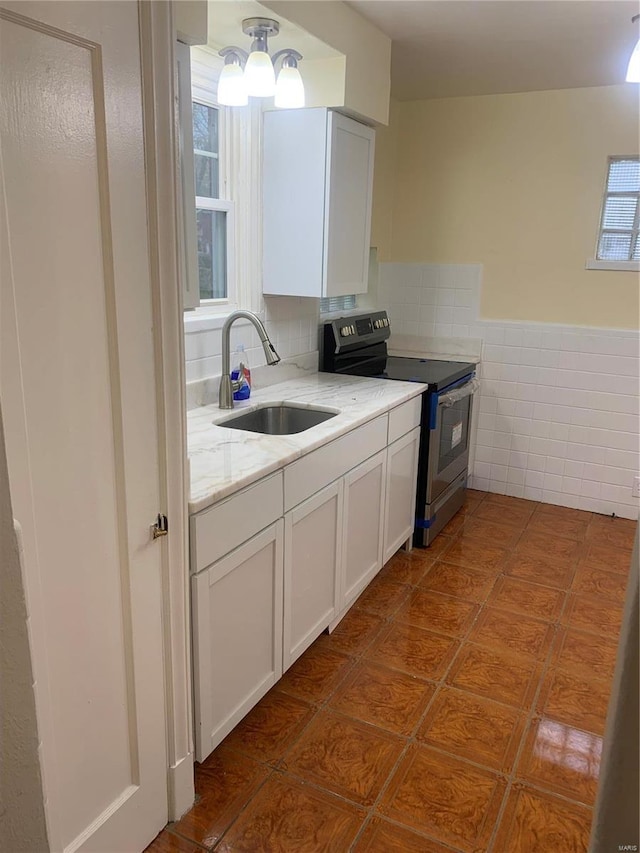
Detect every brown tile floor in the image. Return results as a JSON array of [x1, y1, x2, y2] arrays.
[[147, 492, 637, 853]]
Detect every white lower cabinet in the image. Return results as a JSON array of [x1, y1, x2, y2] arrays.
[[383, 427, 421, 564], [191, 521, 284, 762], [283, 480, 343, 670], [190, 399, 423, 762], [341, 450, 386, 610]]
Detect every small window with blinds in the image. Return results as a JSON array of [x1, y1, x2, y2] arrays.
[[591, 157, 640, 269], [320, 295, 357, 314]]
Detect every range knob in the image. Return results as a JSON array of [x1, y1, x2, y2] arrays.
[[340, 326, 349, 337]]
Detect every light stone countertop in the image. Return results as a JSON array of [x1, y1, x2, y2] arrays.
[[188, 373, 425, 514]]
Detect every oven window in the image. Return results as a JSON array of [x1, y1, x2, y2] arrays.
[[437, 396, 471, 473]]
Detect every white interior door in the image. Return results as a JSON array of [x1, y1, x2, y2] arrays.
[[0, 2, 168, 851]]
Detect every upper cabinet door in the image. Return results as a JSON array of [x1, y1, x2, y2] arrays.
[[263, 108, 375, 298], [323, 112, 375, 297]]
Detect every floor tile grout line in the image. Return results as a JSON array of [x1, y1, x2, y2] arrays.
[[165, 498, 632, 853], [165, 825, 212, 851], [345, 552, 507, 849], [189, 763, 280, 852]]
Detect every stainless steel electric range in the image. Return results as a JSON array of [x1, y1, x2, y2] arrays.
[[321, 310, 478, 546]]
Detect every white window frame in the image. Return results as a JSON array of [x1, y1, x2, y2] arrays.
[[178, 45, 238, 313], [587, 155, 640, 272]]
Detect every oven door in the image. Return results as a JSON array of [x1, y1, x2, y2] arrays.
[[426, 375, 477, 504]]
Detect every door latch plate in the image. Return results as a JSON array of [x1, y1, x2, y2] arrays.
[[152, 514, 168, 539]]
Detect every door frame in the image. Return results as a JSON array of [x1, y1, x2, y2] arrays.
[[139, 1, 193, 821]]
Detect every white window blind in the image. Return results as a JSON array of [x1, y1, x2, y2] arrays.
[[320, 295, 357, 314], [596, 157, 640, 261]]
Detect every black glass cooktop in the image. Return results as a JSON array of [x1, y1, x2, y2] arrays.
[[341, 356, 475, 391]]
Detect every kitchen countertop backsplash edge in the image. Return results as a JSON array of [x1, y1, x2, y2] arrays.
[[188, 373, 425, 514]]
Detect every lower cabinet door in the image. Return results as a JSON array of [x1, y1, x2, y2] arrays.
[[192, 521, 284, 762], [383, 427, 420, 564], [283, 480, 343, 670], [342, 450, 386, 609]]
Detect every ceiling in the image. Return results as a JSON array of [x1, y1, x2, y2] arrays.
[[346, 0, 640, 100], [208, 1, 342, 60]]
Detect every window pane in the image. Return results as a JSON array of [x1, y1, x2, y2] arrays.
[[633, 235, 640, 261], [607, 159, 640, 193], [195, 153, 219, 198], [196, 208, 227, 300], [192, 102, 219, 198], [192, 102, 218, 154], [602, 196, 637, 230], [598, 232, 632, 261]]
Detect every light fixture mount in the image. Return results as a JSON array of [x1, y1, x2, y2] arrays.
[[242, 17, 280, 39]]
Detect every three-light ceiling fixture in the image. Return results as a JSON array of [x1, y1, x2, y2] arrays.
[[626, 14, 640, 82], [217, 17, 305, 108]]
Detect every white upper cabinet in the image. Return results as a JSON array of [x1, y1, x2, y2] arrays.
[[263, 108, 375, 298]]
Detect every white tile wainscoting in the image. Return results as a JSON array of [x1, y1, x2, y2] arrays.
[[378, 262, 640, 520]]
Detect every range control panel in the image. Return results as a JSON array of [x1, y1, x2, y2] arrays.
[[332, 311, 390, 342]]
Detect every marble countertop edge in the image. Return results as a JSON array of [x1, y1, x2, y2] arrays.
[[188, 373, 426, 514]]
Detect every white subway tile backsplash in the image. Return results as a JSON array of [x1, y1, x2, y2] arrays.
[[511, 435, 531, 453], [545, 457, 565, 476], [436, 289, 456, 306], [509, 451, 528, 469], [454, 289, 474, 307], [523, 486, 544, 501], [507, 468, 526, 486], [453, 307, 473, 325], [562, 476, 582, 495], [525, 470, 545, 488], [564, 460, 585, 479], [490, 464, 508, 482], [434, 323, 453, 337], [543, 473, 564, 491], [527, 453, 547, 472]]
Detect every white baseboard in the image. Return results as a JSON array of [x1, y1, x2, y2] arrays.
[[167, 752, 194, 822]]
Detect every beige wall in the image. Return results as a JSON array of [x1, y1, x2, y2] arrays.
[[370, 96, 400, 254], [265, 1, 391, 124], [176, 0, 208, 45], [375, 84, 640, 329]]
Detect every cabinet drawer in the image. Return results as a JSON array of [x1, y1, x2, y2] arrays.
[[388, 396, 422, 444], [284, 415, 388, 511], [191, 472, 284, 573]]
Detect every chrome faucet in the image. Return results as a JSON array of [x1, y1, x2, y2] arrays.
[[219, 310, 280, 409]]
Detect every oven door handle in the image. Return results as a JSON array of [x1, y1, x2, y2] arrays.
[[429, 376, 479, 429], [439, 376, 479, 407]]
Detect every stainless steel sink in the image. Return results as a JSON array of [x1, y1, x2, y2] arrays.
[[217, 404, 338, 435]]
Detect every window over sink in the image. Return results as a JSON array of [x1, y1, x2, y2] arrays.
[[177, 44, 238, 312]]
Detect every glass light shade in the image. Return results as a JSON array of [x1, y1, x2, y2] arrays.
[[626, 39, 640, 82], [244, 50, 276, 97], [274, 65, 305, 108], [217, 62, 248, 106]]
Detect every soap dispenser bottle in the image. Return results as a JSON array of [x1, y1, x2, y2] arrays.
[[231, 343, 251, 401]]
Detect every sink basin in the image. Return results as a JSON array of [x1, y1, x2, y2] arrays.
[[218, 404, 338, 435]]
